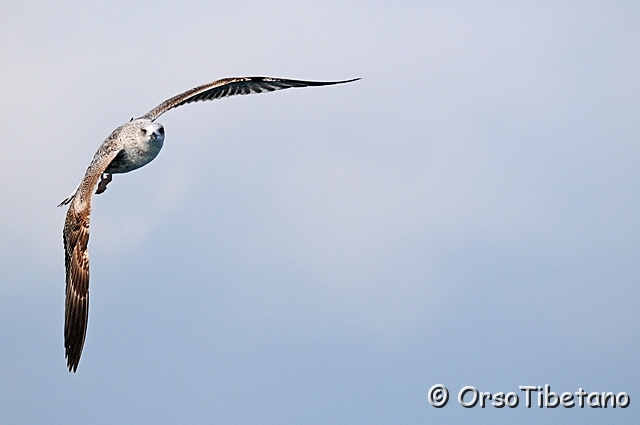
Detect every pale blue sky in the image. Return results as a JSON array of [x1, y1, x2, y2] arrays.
[[1, 1, 638, 424]]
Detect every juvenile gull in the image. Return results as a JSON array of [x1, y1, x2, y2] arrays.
[[59, 76, 359, 372]]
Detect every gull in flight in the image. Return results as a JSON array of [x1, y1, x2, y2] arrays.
[[59, 76, 359, 372]]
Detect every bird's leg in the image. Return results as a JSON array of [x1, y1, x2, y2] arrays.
[[95, 173, 113, 195]]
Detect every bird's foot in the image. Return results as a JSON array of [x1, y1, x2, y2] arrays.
[[96, 173, 112, 195]]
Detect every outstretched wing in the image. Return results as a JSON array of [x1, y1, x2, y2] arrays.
[[140, 77, 359, 122], [63, 132, 125, 372], [63, 202, 91, 372]]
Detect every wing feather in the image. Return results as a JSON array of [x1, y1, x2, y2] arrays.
[[63, 132, 125, 372], [141, 77, 359, 122]]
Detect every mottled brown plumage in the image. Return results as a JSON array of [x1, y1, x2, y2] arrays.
[[62, 134, 125, 372], [60, 76, 359, 372]]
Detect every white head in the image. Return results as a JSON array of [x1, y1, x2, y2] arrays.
[[129, 118, 165, 147], [105, 118, 166, 173]]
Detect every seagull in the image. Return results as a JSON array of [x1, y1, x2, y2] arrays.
[[59, 76, 359, 372]]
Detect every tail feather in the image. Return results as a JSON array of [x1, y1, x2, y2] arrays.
[[58, 186, 78, 207]]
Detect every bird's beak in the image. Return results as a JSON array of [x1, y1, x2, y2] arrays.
[[150, 132, 157, 140]]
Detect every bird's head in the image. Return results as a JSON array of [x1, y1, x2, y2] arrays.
[[129, 118, 165, 146]]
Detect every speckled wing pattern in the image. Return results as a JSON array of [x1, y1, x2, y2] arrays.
[[64, 130, 126, 372], [62, 76, 359, 372], [141, 77, 360, 122]]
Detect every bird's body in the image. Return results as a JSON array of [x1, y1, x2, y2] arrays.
[[104, 120, 165, 174], [60, 76, 358, 372]]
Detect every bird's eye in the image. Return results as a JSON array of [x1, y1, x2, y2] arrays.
[[141, 128, 148, 135], [158, 127, 164, 135]]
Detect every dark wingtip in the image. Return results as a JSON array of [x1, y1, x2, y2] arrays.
[[319, 77, 361, 85], [66, 353, 80, 373]]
